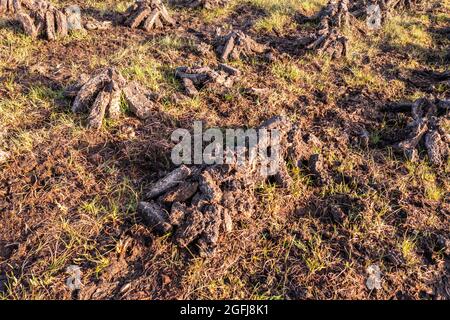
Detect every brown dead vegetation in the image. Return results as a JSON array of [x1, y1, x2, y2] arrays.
[[12, 0, 69, 40]]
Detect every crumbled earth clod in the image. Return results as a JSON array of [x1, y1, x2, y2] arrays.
[[175, 64, 240, 97], [67, 67, 156, 128], [175, 0, 230, 9], [123, 0, 174, 32]]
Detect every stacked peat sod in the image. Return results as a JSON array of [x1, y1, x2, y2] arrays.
[[174, 0, 230, 9], [175, 64, 241, 97], [138, 116, 301, 256], [386, 97, 449, 166], [12, 0, 68, 40], [66, 68, 156, 129], [350, 0, 423, 17], [83, 19, 112, 31], [406, 70, 450, 92], [0, 0, 29, 14], [123, 0, 174, 32], [214, 30, 267, 62], [300, 0, 350, 59]]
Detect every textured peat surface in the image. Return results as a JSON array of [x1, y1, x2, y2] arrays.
[[0, 0, 448, 299]]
